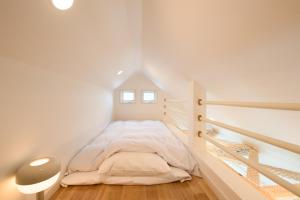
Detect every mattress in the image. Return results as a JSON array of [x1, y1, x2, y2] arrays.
[[62, 120, 201, 186], [61, 167, 191, 186]]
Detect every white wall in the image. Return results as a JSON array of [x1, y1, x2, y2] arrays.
[[0, 1, 143, 199], [0, 57, 113, 200], [0, 0, 142, 89], [113, 73, 163, 120]]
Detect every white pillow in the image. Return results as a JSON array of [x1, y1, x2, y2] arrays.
[[102, 167, 191, 185], [98, 152, 170, 176]]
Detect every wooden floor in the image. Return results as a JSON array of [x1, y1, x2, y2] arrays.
[[51, 176, 218, 200]]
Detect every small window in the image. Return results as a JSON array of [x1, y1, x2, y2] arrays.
[[142, 90, 157, 103], [120, 90, 136, 104]]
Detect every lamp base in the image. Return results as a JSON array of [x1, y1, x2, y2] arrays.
[[36, 191, 44, 200]]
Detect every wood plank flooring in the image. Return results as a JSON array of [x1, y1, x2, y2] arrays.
[[51, 176, 218, 200]]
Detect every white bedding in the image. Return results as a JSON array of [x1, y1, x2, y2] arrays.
[[62, 120, 200, 185], [98, 152, 171, 176], [61, 167, 191, 186]]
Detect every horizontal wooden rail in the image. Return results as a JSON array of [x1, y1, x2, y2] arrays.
[[206, 101, 300, 111], [202, 133, 300, 197], [164, 98, 187, 103], [166, 108, 188, 115], [204, 118, 300, 155], [164, 115, 189, 131]]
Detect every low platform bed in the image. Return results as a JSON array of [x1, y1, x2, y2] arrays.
[[62, 120, 200, 186]]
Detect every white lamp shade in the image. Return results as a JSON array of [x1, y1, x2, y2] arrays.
[[16, 172, 60, 194], [16, 157, 60, 194]]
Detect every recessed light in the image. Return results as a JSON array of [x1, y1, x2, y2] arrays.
[[30, 158, 50, 167], [117, 70, 123, 75], [51, 0, 74, 10]]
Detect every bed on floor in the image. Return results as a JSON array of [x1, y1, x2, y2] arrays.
[[61, 120, 201, 186]]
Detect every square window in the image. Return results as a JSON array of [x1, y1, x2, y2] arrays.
[[142, 90, 157, 103], [120, 90, 136, 104]]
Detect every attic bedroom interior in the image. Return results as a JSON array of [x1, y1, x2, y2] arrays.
[[0, 0, 300, 200]]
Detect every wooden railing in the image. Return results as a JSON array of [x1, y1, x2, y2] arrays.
[[200, 100, 300, 197], [206, 101, 300, 111], [164, 98, 187, 103], [202, 133, 300, 197], [163, 98, 190, 131], [204, 118, 300, 155]]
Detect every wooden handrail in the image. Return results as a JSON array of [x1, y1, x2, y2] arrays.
[[166, 108, 188, 115], [204, 118, 300, 155], [206, 101, 300, 111], [164, 98, 187, 103], [164, 115, 189, 131], [202, 133, 300, 197]]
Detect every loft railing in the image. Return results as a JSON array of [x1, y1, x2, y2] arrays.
[[204, 118, 300, 155], [206, 100, 300, 111], [166, 107, 188, 115], [199, 100, 300, 197], [164, 98, 187, 103], [163, 98, 188, 118], [202, 133, 300, 197], [163, 98, 190, 131]]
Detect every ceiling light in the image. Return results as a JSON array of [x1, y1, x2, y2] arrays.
[[117, 70, 123, 75], [30, 158, 50, 167], [51, 0, 74, 10]]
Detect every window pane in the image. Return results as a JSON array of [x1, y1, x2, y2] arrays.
[[142, 91, 157, 103], [143, 92, 155, 101], [123, 91, 135, 101]]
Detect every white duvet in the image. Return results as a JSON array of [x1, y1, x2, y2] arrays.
[[63, 120, 201, 185]]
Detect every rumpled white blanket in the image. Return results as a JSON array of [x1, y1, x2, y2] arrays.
[[67, 120, 201, 176]]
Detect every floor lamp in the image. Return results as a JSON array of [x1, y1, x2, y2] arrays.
[[15, 157, 60, 200]]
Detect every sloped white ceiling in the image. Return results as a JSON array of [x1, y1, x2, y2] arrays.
[[143, 0, 300, 102], [1, 0, 299, 99], [0, 0, 142, 89]]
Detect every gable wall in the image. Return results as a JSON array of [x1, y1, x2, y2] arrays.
[[113, 73, 164, 120]]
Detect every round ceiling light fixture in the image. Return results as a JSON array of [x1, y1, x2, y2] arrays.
[[51, 0, 74, 10], [117, 70, 124, 75]]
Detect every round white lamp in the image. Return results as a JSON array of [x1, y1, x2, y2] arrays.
[[51, 0, 74, 10], [15, 157, 61, 200]]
